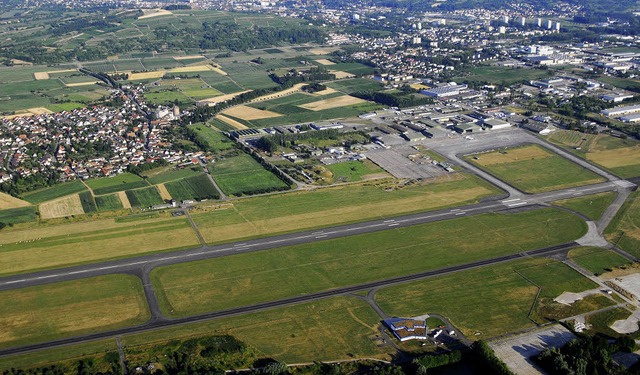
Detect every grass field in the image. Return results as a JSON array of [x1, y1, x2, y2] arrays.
[[146, 166, 203, 185], [568, 247, 631, 276], [119, 296, 386, 363], [125, 186, 165, 207], [95, 194, 124, 211], [211, 153, 289, 196], [326, 78, 385, 94], [164, 174, 220, 201], [605, 191, 640, 258], [326, 160, 385, 183], [152, 207, 586, 317], [0, 206, 38, 225], [0, 274, 149, 349], [547, 130, 640, 178], [192, 174, 501, 244], [552, 192, 616, 221], [466, 144, 605, 193], [188, 123, 234, 152], [0, 215, 198, 275], [375, 258, 598, 339], [21, 180, 88, 204], [87, 173, 149, 196], [454, 65, 552, 85]]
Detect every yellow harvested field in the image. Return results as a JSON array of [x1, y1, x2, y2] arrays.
[[0, 275, 149, 347], [199, 185, 493, 244], [128, 71, 166, 80], [410, 83, 430, 90], [0, 193, 30, 210], [308, 87, 338, 96], [28, 107, 53, 115], [173, 55, 205, 60], [118, 191, 132, 209], [299, 95, 366, 111], [309, 47, 339, 55], [216, 114, 249, 130], [222, 105, 282, 120], [10, 59, 32, 66], [330, 70, 355, 79], [473, 146, 551, 166], [249, 83, 305, 103], [48, 69, 77, 75], [168, 65, 214, 73], [39, 194, 85, 219], [315, 59, 335, 65], [33, 72, 49, 80], [587, 146, 640, 169], [157, 184, 173, 201], [198, 90, 250, 106], [210, 65, 227, 76], [138, 9, 173, 19], [65, 81, 100, 87]]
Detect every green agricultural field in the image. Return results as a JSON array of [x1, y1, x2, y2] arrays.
[[466, 144, 605, 193], [330, 62, 376, 75], [151, 207, 586, 317], [375, 258, 600, 339], [211, 153, 289, 196], [0, 66, 52, 83], [569, 247, 631, 276], [0, 206, 38, 225], [552, 192, 616, 221], [188, 123, 235, 152], [146, 165, 203, 185], [326, 78, 385, 94], [218, 62, 278, 90], [605, 191, 640, 258], [87, 173, 149, 195], [164, 174, 220, 201], [95, 194, 123, 211], [326, 160, 384, 183], [21, 180, 88, 204], [0, 274, 149, 349], [78, 191, 97, 213], [140, 58, 184, 70], [119, 297, 385, 364], [145, 90, 194, 106], [192, 174, 501, 244], [125, 187, 165, 207], [454, 65, 553, 85], [598, 76, 640, 93], [0, 216, 197, 275], [547, 131, 640, 178]]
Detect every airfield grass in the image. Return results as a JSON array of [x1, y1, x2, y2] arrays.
[[547, 130, 640, 178], [211, 153, 289, 196], [0, 274, 149, 349], [120, 296, 386, 363], [0, 216, 199, 275], [326, 160, 384, 183], [466, 144, 605, 193], [125, 186, 165, 207], [95, 194, 123, 211], [164, 174, 220, 201], [193, 174, 501, 244], [586, 307, 632, 338], [375, 258, 599, 339], [568, 247, 632, 276], [552, 191, 617, 221], [0, 206, 38, 224], [21, 180, 88, 204], [152, 207, 586, 317], [146, 165, 203, 185], [187, 123, 234, 152], [605, 191, 640, 258], [88, 173, 149, 196]]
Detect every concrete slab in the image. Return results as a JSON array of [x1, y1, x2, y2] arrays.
[[554, 288, 601, 305], [611, 273, 640, 300], [489, 325, 576, 375], [611, 315, 639, 334]]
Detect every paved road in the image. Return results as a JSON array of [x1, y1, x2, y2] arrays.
[[0, 242, 578, 358]]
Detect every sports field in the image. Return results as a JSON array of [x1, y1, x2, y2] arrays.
[[375, 258, 598, 339], [568, 247, 631, 276], [605, 191, 640, 258], [547, 130, 640, 178], [0, 274, 149, 349], [152, 208, 586, 317], [192, 174, 500, 244], [210, 153, 289, 196], [466, 144, 605, 193], [552, 192, 616, 221]]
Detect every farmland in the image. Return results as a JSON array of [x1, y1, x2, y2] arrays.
[[465, 144, 605, 193], [125, 186, 165, 207], [20, 180, 88, 204], [145, 166, 203, 185], [151, 207, 586, 317], [552, 192, 616, 221], [164, 174, 220, 201], [0, 193, 30, 210], [95, 194, 124, 211], [605, 191, 640, 258], [210, 153, 289, 196], [0, 206, 38, 225], [87, 173, 150, 196], [375, 258, 600, 339], [188, 123, 234, 152], [0, 274, 149, 349]]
